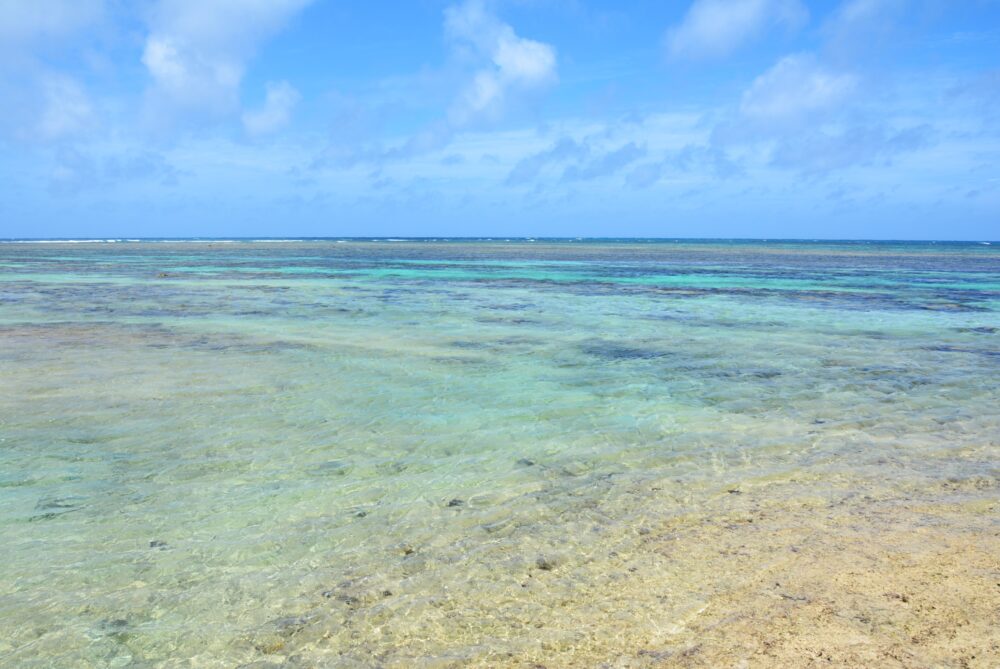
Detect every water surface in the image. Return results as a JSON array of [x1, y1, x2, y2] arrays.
[[1, 239, 998, 667]]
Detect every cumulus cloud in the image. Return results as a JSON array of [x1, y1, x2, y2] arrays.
[[830, 0, 900, 26], [49, 147, 180, 193], [312, 1, 557, 172], [0, 71, 96, 143], [626, 145, 742, 189], [823, 0, 903, 51], [769, 123, 932, 173], [708, 51, 931, 175], [242, 80, 300, 135], [0, 1, 105, 143], [625, 161, 666, 189], [739, 53, 857, 122], [666, 0, 808, 60], [142, 0, 313, 121], [562, 142, 645, 182], [445, 0, 557, 125], [684, 0, 929, 176], [37, 74, 96, 141], [676, 145, 743, 178], [104, 150, 181, 185], [505, 137, 646, 186], [506, 137, 587, 185]]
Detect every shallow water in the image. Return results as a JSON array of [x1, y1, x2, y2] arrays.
[[0, 239, 998, 667]]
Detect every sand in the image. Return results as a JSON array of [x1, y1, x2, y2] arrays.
[[492, 479, 1000, 669], [274, 475, 999, 668]]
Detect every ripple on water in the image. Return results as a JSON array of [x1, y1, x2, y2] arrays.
[[0, 240, 998, 666]]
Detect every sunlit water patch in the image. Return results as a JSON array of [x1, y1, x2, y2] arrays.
[[0, 240, 998, 667]]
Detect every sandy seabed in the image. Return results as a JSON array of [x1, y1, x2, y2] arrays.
[[609, 481, 1000, 669], [232, 476, 999, 669]]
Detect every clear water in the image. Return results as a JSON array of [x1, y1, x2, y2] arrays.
[[1, 239, 998, 667]]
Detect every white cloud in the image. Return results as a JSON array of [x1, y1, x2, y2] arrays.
[[506, 136, 588, 185], [562, 141, 646, 182], [142, 0, 313, 120], [445, 0, 557, 125], [311, 1, 558, 170], [0, 71, 95, 143], [828, 0, 901, 30], [666, 0, 808, 60], [142, 35, 242, 114], [769, 123, 931, 172], [48, 146, 181, 193], [696, 0, 925, 175], [242, 80, 300, 135], [0, 0, 104, 47], [740, 54, 857, 121], [37, 74, 95, 140], [707, 51, 931, 175], [822, 0, 904, 52], [0, 1, 104, 143]]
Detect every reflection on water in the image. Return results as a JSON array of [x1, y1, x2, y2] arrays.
[[1, 240, 998, 666]]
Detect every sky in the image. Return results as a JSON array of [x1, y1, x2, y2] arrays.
[[0, 0, 998, 239]]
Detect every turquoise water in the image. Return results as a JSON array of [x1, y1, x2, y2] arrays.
[[1, 239, 998, 667]]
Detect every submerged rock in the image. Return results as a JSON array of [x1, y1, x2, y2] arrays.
[[580, 341, 672, 361], [29, 497, 83, 521], [35, 496, 81, 511], [246, 616, 313, 655], [535, 555, 557, 571], [315, 460, 351, 476], [560, 462, 590, 477]]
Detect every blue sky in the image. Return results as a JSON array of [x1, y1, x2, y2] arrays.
[[1, 0, 998, 239]]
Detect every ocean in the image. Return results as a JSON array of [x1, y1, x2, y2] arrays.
[[1, 239, 998, 667]]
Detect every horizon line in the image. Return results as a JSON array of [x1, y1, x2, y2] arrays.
[[1, 237, 996, 245]]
